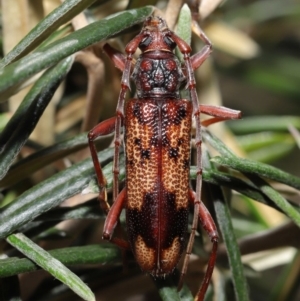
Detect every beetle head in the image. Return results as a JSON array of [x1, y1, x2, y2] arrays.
[[143, 16, 168, 32]]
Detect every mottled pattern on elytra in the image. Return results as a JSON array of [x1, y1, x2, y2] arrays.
[[161, 101, 192, 210], [125, 100, 159, 211], [160, 237, 181, 272], [133, 236, 181, 275], [125, 98, 192, 275], [134, 235, 156, 271]]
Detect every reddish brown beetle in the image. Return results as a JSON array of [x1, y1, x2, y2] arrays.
[[88, 16, 241, 300]]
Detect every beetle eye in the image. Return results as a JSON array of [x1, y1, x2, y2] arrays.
[[164, 36, 176, 48], [140, 36, 152, 48]]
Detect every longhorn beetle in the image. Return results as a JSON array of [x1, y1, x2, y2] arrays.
[[88, 16, 241, 301]]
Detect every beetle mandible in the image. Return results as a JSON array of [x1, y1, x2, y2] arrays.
[[88, 16, 241, 301]]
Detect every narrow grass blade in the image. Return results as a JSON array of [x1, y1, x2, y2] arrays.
[[0, 0, 97, 67], [0, 244, 120, 277], [0, 131, 113, 189], [6, 233, 95, 301], [0, 6, 154, 99], [211, 185, 250, 301], [0, 56, 74, 180], [212, 156, 300, 190], [228, 116, 300, 134], [203, 129, 300, 190], [175, 4, 192, 61], [0, 148, 114, 237], [246, 175, 300, 228], [203, 151, 250, 301], [155, 272, 193, 301]]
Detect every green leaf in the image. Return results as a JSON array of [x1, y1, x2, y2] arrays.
[[245, 175, 300, 228], [0, 244, 120, 277], [203, 129, 300, 190], [201, 169, 287, 212], [158, 286, 181, 301], [237, 132, 293, 152], [246, 142, 294, 163], [0, 0, 97, 67], [236, 132, 295, 163], [0, 148, 113, 238], [203, 151, 250, 301], [0, 131, 113, 189], [228, 116, 300, 135], [202, 129, 300, 227], [212, 156, 300, 190], [6, 233, 95, 301], [175, 4, 192, 61], [176, 4, 192, 45], [154, 272, 193, 301], [214, 191, 250, 301], [0, 6, 154, 100], [36, 199, 104, 221], [0, 56, 74, 180]]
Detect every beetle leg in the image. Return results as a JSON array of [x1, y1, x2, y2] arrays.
[[187, 15, 242, 126], [103, 43, 126, 72], [88, 117, 130, 251], [200, 104, 242, 127], [194, 193, 218, 301], [112, 32, 146, 203], [200, 105, 241, 120], [88, 116, 117, 212], [190, 18, 213, 70], [103, 188, 130, 249], [103, 43, 137, 73], [178, 190, 218, 301]]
